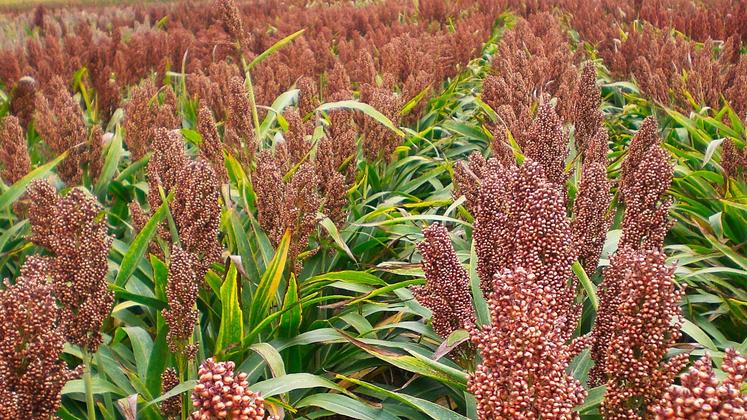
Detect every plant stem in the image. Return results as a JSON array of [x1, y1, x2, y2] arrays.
[[83, 350, 96, 420], [177, 353, 188, 420]]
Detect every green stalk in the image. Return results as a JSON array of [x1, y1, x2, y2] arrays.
[[177, 353, 188, 420], [83, 350, 96, 420], [244, 71, 261, 144]]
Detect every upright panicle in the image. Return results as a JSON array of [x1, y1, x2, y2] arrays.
[[572, 62, 604, 154], [33, 76, 87, 184], [571, 128, 613, 274], [191, 358, 269, 420], [598, 250, 688, 419], [0, 116, 31, 185], [468, 268, 587, 419], [163, 246, 199, 359], [26, 180, 113, 352], [0, 273, 81, 419], [411, 223, 475, 339], [651, 349, 747, 418]]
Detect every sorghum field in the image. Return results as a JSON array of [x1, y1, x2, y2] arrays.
[[0, 0, 746, 418]]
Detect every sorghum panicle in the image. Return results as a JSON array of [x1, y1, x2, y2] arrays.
[[124, 79, 180, 162], [524, 101, 569, 187], [651, 349, 747, 419], [26, 180, 113, 351], [618, 118, 673, 251], [297, 76, 320, 117], [147, 128, 189, 212], [191, 358, 271, 420], [10, 76, 37, 128], [216, 0, 246, 46], [598, 250, 688, 419], [253, 152, 320, 274], [572, 62, 604, 154], [33, 76, 87, 184], [173, 159, 223, 281], [197, 105, 228, 183], [0, 115, 31, 185], [571, 129, 613, 274], [224, 76, 255, 166], [360, 84, 402, 162], [471, 161, 579, 331], [161, 367, 182, 419], [411, 223, 475, 339], [163, 246, 199, 359], [468, 268, 587, 419], [721, 138, 746, 181], [0, 273, 81, 419]]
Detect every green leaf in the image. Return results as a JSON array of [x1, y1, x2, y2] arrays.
[[575, 386, 606, 413], [216, 261, 244, 354], [318, 100, 405, 137], [247, 230, 290, 329], [279, 274, 302, 338], [295, 393, 399, 420], [94, 130, 123, 197], [62, 378, 124, 396], [339, 376, 469, 420], [319, 216, 356, 262], [114, 199, 169, 287], [248, 29, 305, 70], [140, 380, 197, 410], [123, 327, 154, 382], [572, 260, 599, 311], [469, 241, 490, 326], [0, 151, 67, 209], [251, 373, 348, 398], [681, 318, 717, 351], [249, 343, 286, 378]]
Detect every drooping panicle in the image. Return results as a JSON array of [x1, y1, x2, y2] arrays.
[[571, 129, 613, 274], [25, 180, 113, 352], [191, 358, 269, 420], [596, 250, 688, 419], [411, 223, 475, 339], [0, 272, 81, 419], [572, 62, 604, 154], [163, 246, 199, 359], [0, 115, 31, 185], [468, 268, 587, 419], [651, 349, 747, 419], [33, 76, 87, 184]]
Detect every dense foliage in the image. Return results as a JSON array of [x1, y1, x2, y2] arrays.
[[0, 0, 745, 419]]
